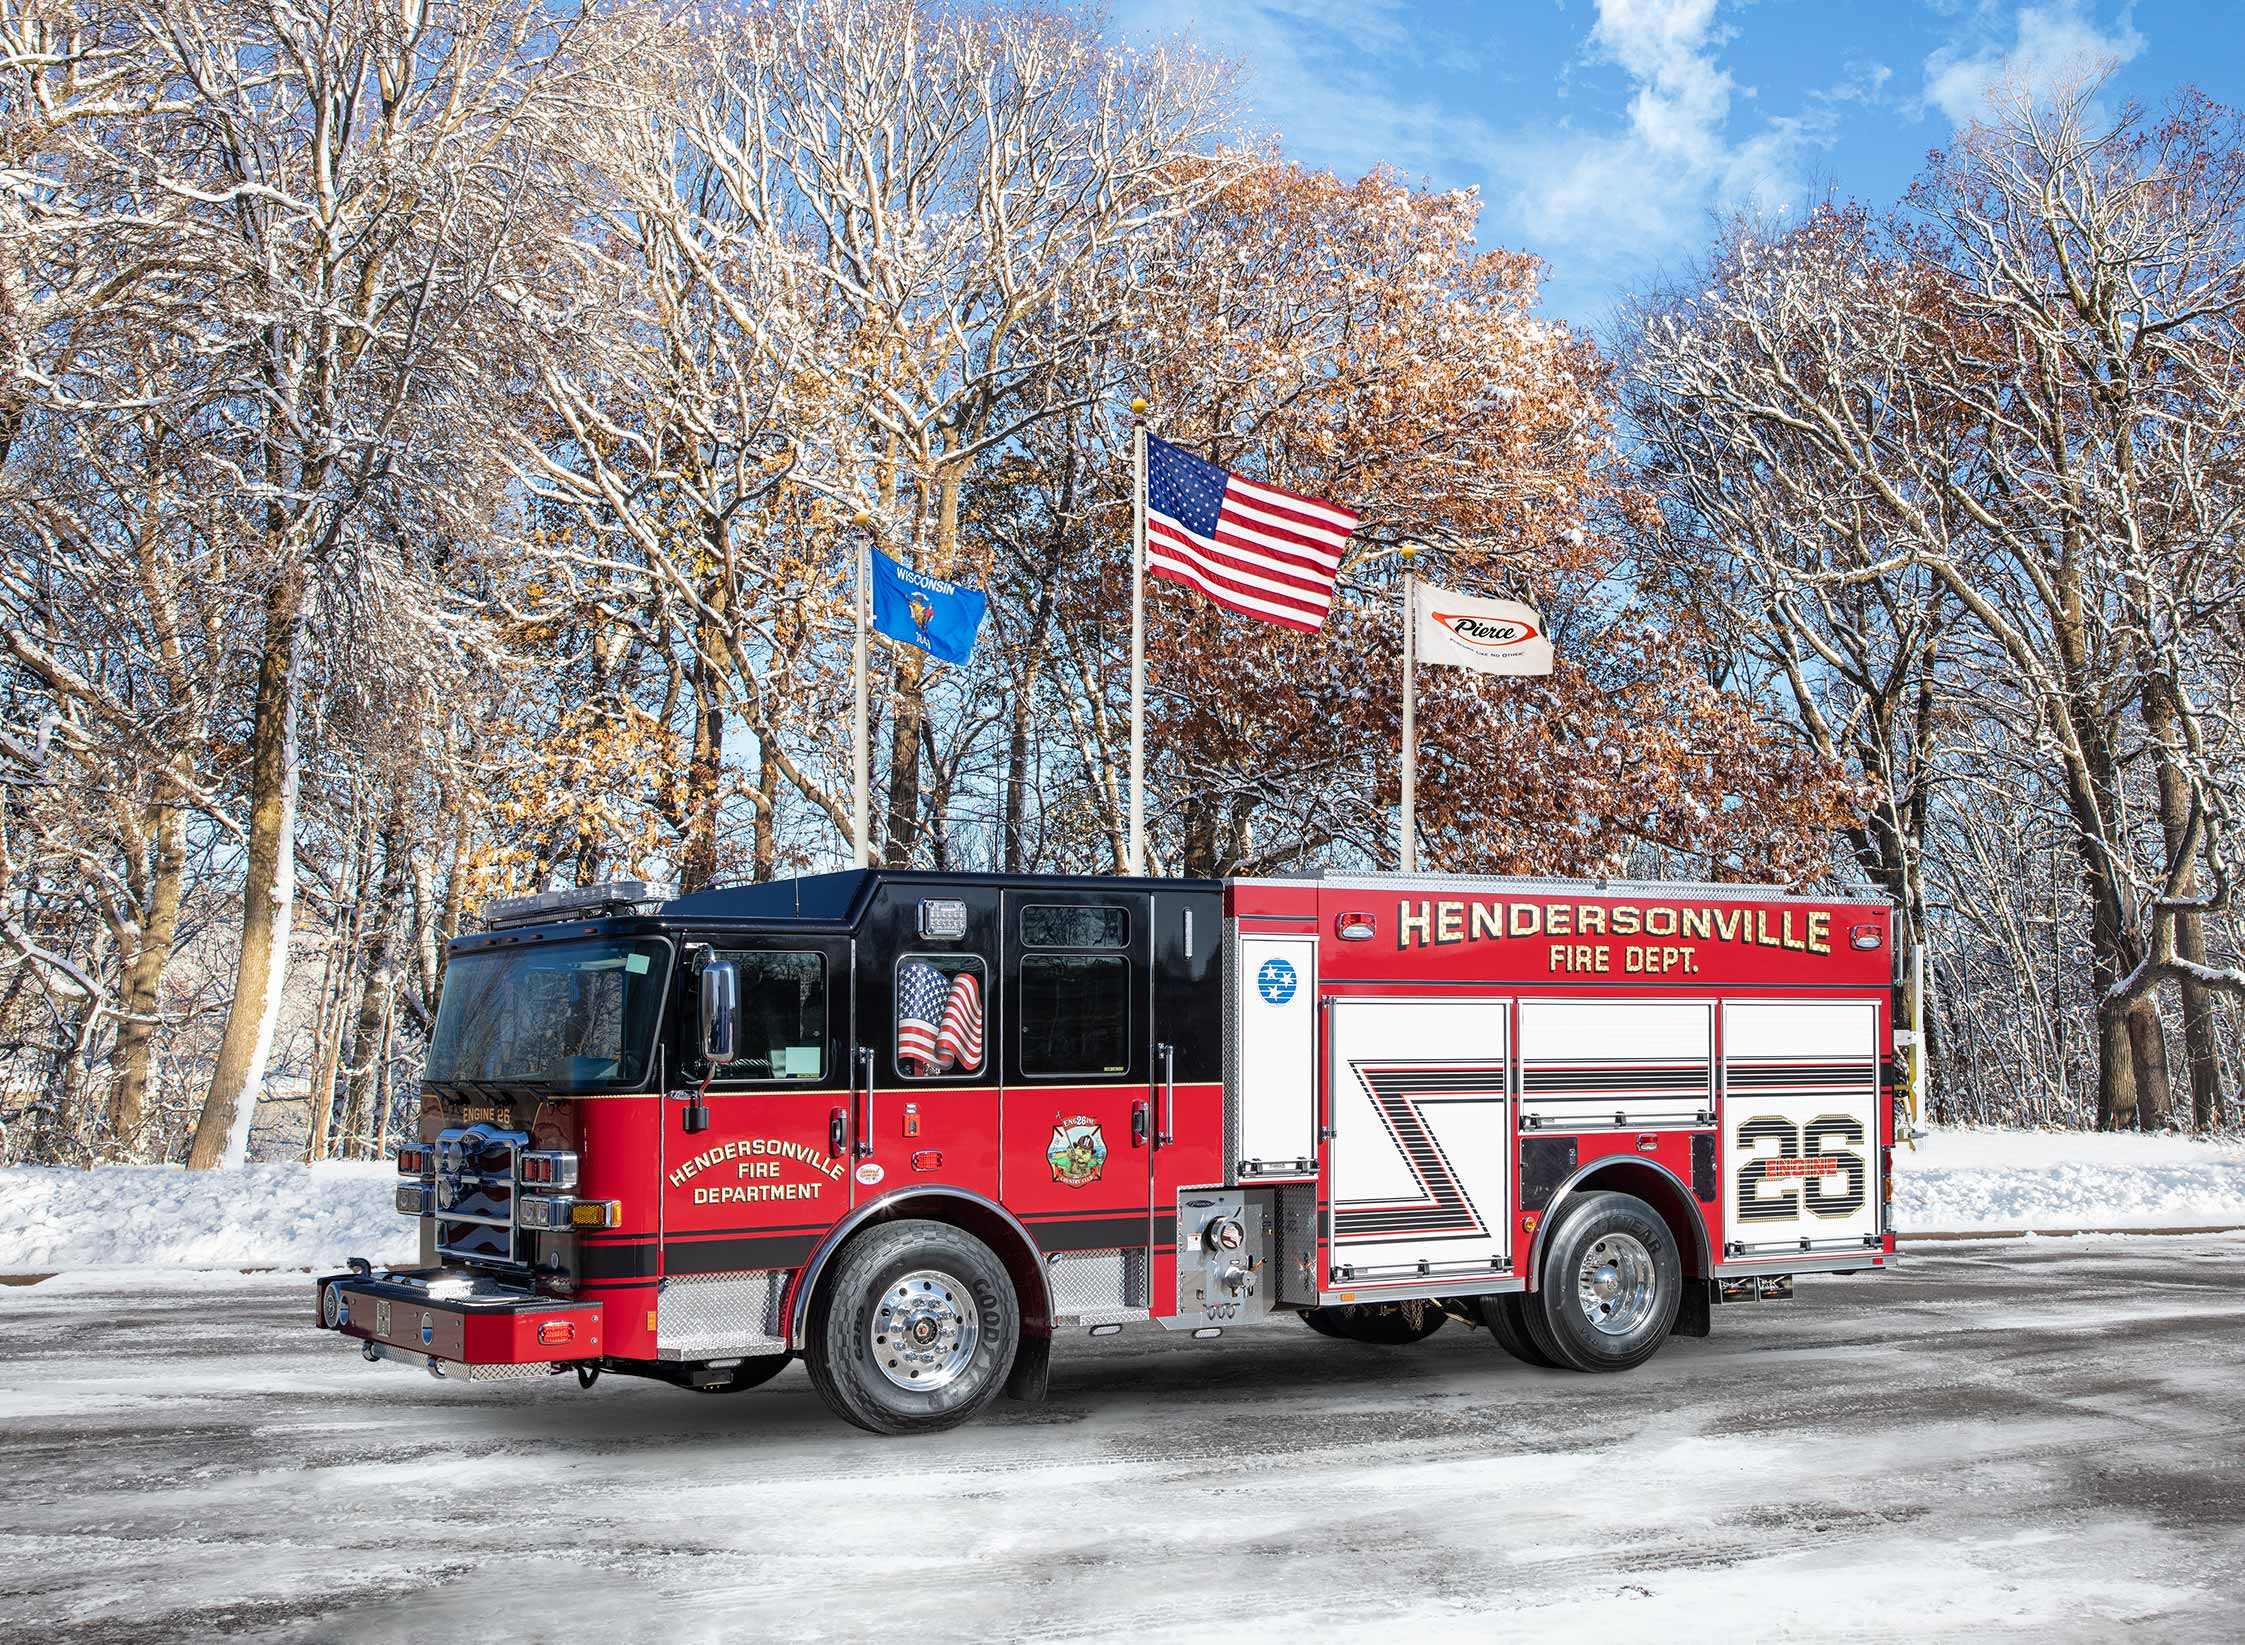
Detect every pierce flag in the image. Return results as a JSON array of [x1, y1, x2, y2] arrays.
[[1412, 581, 1553, 676]]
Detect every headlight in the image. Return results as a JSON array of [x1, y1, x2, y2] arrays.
[[395, 1182, 432, 1217]]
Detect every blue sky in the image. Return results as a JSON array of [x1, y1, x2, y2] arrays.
[[1111, 1, 2243, 333]]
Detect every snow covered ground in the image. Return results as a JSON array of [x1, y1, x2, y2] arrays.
[[2, 1238, 2242, 1642], [5, 1128, 2244, 1274], [0, 1161, 406, 1273], [1894, 1127, 2245, 1233]]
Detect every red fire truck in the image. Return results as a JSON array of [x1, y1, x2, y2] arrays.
[[316, 869, 1900, 1434]]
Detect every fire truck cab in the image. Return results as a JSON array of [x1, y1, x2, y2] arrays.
[[316, 869, 1899, 1435]]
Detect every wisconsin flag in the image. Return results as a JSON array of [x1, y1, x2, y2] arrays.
[[1413, 582, 1554, 676], [870, 548, 987, 667]]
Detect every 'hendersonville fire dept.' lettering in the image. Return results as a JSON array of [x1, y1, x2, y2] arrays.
[[668, 1137, 846, 1204], [1396, 899, 1833, 958]]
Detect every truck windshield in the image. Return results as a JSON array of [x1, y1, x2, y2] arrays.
[[425, 937, 671, 1090]]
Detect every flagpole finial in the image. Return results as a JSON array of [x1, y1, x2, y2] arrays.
[[1130, 398, 1148, 417], [850, 509, 871, 528], [1400, 541, 1420, 562]]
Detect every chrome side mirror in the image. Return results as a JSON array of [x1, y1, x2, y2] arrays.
[[699, 958, 738, 1067]]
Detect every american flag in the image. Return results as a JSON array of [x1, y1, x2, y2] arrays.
[[1144, 433, 1358, 632], [897, 960, 983, 1075]]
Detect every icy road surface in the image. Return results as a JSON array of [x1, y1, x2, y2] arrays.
[[4, 1239, 2243, 1644]]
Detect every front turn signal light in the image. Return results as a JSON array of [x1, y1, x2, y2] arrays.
[[569, 1199, 621, 1230]]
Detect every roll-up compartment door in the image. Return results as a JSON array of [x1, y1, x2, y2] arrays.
[[1518, 999, 1713, 1132], [1721, 1000, 1880, 1254]]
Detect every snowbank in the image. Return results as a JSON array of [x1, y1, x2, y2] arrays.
[[0, 1162, 409, 1272], [3, 1129, 2243, 1273], [1894, 1127, 2245, 1232]]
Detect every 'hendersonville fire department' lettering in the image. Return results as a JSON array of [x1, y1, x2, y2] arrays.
[[668, 1137, 846, 1204], [1396, 899, 1834, 965]]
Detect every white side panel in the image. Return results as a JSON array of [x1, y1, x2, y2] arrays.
[[1328, 997, 1509, 1280], [1233, 934, 1319, 1174], [1721, 1000, 1880, 1254], [1518, 999, 1713, 1131]]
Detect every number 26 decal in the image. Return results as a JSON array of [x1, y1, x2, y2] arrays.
[[1735, 1114, 1866, 1221]]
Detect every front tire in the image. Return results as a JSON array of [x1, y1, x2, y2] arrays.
[[805, 1219, 1019, 1436], [1524, 1191, 1681, 1373]]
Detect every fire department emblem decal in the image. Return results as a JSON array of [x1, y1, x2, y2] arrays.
[[1046, 1118, 1107, 1188]]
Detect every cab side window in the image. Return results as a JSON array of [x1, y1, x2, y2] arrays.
[[895, 954, 985, 1079], [1019, 904, 1130, 1078], [714, 950, 826, 1082]]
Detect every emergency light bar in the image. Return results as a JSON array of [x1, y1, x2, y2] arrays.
[[481, 879, 672, 928]]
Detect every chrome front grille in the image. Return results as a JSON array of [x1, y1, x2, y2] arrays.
[[432, 1124, 532, 1268]]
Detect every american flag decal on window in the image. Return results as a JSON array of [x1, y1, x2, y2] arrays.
[[898, 960, 983, 1075]]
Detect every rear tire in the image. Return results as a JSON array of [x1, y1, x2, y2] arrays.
[[1525, 1191, 1681, 1373], [805, 1219, 1018, 1436], [1300, 1300, 1447, 1344], [688, 1354, 791, 1393], [1476, 1292, 1559, 1368]]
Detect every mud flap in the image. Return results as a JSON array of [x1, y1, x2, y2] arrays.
[[1005, 1330, 1051, 1402], [1674, 1277, 1713, 1339]]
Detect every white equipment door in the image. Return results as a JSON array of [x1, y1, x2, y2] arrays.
[[1721, 1000, 1880, 1255], [1231, 932, 1320, 1178], [1328, 997, 1511, 1282]]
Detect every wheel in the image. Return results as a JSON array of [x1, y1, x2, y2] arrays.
[[1475, 1292, 1559, 1368], [687, 1354, 791, 1393], [1523, 1191, 1681, 1373], [1300, 1300, 1448, 1344], [804, 1219, 1019, 1436]]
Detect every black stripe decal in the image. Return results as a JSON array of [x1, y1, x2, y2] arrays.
[[1033, 1215, 1152, 1252], [664, 1233, 819, 1274], [578, 1242, 660, 1280]]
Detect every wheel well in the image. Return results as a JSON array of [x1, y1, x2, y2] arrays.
[[785, 1190, 1054, 1351], [1527, 1159, 1712, 1288]]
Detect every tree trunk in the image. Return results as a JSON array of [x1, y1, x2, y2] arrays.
[[2143, 672, 2226, 1130], [187, 569, 308, 1170], [678, 551, 730, 893], [341, 802, 409, 1158], [2125, 1000, 2174, 1131], [2094, 992, 2137, 1131], [108, 800, 186, 1154], [752, 735, 780, 880]]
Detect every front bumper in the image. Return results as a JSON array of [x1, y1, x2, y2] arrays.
[[315, 1265, 602, 1373]]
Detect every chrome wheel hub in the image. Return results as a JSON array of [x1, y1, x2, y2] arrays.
[[871, 1269, 979, 1391], [1576, 1232, 1657, 1336]]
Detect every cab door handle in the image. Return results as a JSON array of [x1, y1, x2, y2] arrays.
[[1132, 1100, 1149, 1148], [854, 1048, 876, 1158], [829, 1108, 846, 1158]]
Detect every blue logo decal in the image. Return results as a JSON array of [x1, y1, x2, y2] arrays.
[[1256, 957, 1298, 1005]]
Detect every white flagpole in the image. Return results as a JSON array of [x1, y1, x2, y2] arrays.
[[1399, 542, 1418, 873], [1128, 399, 1148, 877], [850, 510, 871, 869]]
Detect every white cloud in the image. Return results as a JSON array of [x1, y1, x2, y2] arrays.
[[1920, 2, 2145, 126], [1501, 0, 1865, 271], [1114, 0, 1494, 181]]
